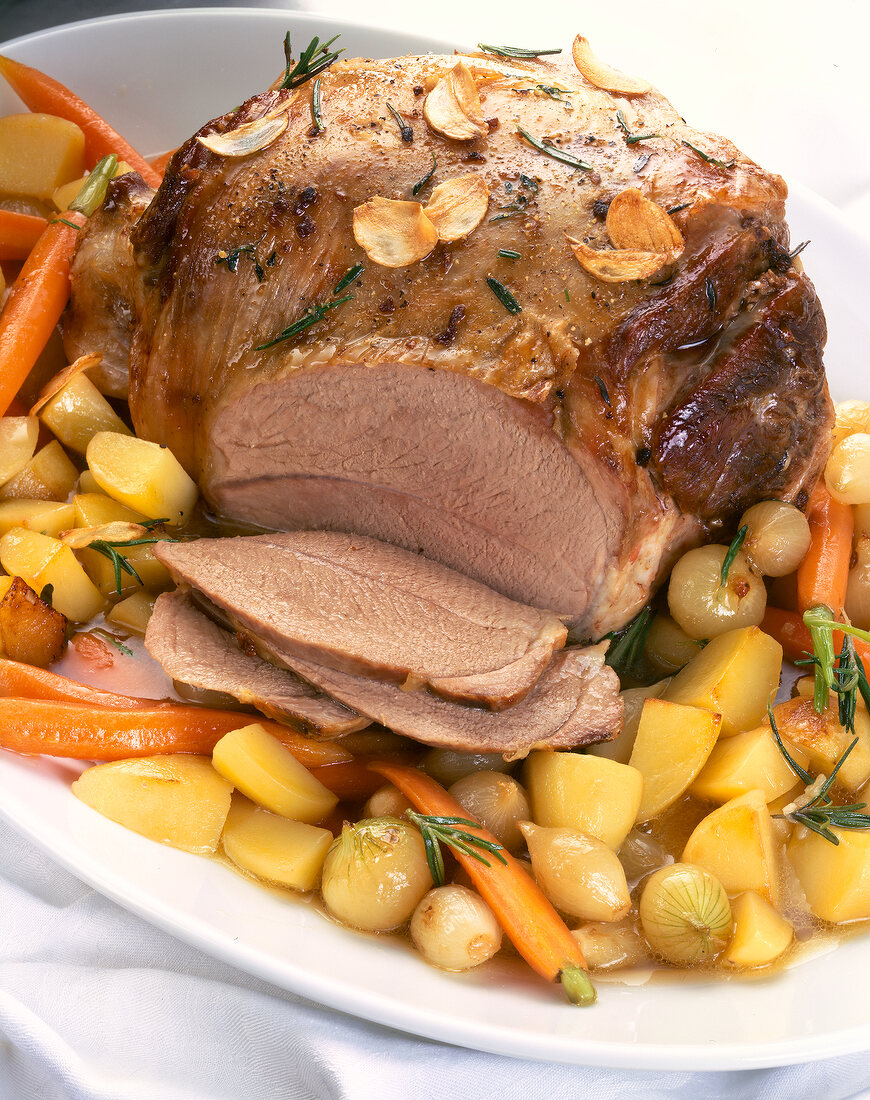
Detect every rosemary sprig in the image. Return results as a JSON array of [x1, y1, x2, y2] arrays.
[[498, 248, 521, 259], [681, 139, 735, 170], [88, 536, 165, 596], [485, 276, 522, 314], [478, 44, 562, 58], [615, 110, 658, 145], [412, 153, 437, 196], [311, 77, 323, 132], [593, 375, 610, 406], [705, 276, 717, 313], [802, 608, 870, 719], [334, 263, 364, 294], [215, 238, 267, 282], [604, 606, 654, 680], [535, 85, 572, 102], [256, 295, 353, 350], [405, 811, 507, 887], [386, 101, 413, 143], [720, 524, 748, 586], [281, 33, 344, 90], [517, 127, 592, 171], [91, 628, 133, 658], [768, 702, 814, 786]]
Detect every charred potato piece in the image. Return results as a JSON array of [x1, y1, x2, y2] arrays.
[[0, 575, 67, 666]]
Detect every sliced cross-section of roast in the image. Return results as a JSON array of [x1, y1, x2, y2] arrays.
[[273, 643, 621, 757], [153, 531, 567, 710], [145, 589, 368, 737]]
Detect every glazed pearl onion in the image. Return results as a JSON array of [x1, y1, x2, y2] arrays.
[[320, 817, 432, 932], [423, 748, 512, 787], [846, 536, 870, 631], [448, 771, 530, 853], [739, 500, 811, 577], [826, 433, 870, 505], [667, 545, 766, 641], [410, 885, 502, 971]]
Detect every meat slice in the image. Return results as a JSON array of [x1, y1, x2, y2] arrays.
[[274, 644, 621, 757], [145, 589, 368, 737], [154, 531, 567, 710]]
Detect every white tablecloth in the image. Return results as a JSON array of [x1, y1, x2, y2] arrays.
[[2, 1, 870, 1096]]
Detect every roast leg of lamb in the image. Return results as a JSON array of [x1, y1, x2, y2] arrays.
[[64, 41, 831, 638]]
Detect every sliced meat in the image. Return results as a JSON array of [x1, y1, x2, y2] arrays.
[[145, 589, 368, 737], [154, 531, 567, 710], [269, 642, 621, 757]]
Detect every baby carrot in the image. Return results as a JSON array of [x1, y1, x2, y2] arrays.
[[0, 657, 148, 706], [796, 480, 854, 617], [369, 761, 595, 1005], [0, 55, 161, 188], [0, 209, 47, 260], [0, 695, 351, 767], [0, 208, 85, 415]]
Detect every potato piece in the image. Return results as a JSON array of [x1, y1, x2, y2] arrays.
[[664, 626, 783, 737], [587, 678, 670, 765], [0, 500, 75, 537], [106, 590, 156, 635], [0, 114, 85, 199], [72, 755, 232, 854], [77, 470, 102, 494], [572, 918, 649, 971], [643, 614, 704, 676], [51, 160, 133, 211], [682, 790, 783, 907], [691, 723, 810, 804], [523, 751, 643, 850], [788, 826, 870, 922], [86, 432, 198, 523], [770, 697, 870, 792], [79, 541, 172, 599], [0, 441, 79, 502], [212, 723, 337, 822], [0, 526, 105, 621], [39, 373, 131, 453], [722, 891, 794, 968], [520, 820, 631, 922], [629, 698, 721, 821], [0, 575, 66, 666], [0, 417, 39, 487], [73, 492, 147, 527], [221, 794, 332, 891]]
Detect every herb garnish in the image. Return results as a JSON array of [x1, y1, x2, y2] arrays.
[[412, 153, 437, 196], [593, 375, 610, 406], [478, 44, 562, 58], [51, 217, 83, 231], [632, 153, 652, 174], [91, 628, 134, 658], [604, 606, 654, 680], [216, 238, 268, 282], [405, 810, 507, 887], [769, 704, 870, 845], [255, 294, 354, 350], [705, 277, 717, 312], [386, 101, 413, 143], [802, 608, 870, 717], [681, 139, 735, 169], [519, 173, 538, 193], [498, 249, 521, 259], [667, 202, 692, 215], [334, 263, 364, 294], [281, 33, 344, 90], [69, 154, 118, 217], [720, 524, 747, 586], [535, 85, 571, 102], [615, 109, 658, 145], [790, 240, 810, 260], [311, 77, 324, 132], [518, 127, 592, 171], [485, 276, 522, 314], [88, 520, 172, 597]]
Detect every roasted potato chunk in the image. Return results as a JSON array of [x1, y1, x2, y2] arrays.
[[0, 575, 67, 666]]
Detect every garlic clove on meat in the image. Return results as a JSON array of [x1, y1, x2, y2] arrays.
[[605, 188, 683, 256], [196, 111, 289, 158], [571, 35, 652, 97], [424, 174, 490, 242], [423, 62, 488, 141], [352, 196, 438, 267], [565, 236, 674, 282]]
